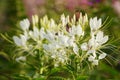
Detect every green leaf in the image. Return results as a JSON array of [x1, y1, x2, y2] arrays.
[[47, 76, 65, 80], [0, 33, 13, 44], [66, 64, 75, 71], [33, 77, 45, 80], [12, 74, 31, 80], [77, 76, 88, 80], [0, 51, 10, 61]]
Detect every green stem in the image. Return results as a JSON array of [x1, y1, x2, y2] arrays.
[[71, 71, 76, 80]]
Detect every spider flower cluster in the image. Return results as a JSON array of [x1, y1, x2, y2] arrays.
[[13, 13, 108, 67]]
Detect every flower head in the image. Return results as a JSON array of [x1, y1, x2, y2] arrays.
[[12, 12, 110, 68]]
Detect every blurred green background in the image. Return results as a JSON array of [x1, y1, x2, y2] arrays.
[[0, 0, 120, 80]]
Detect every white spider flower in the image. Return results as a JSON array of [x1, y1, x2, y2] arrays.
[[20, 19, 30, 31], [58, 33, 69, 46], [88, 56, 99, 65], [13, 35, 27, 47], [90, 17, 102, 32], [69, 24, 83, 37], [11, 13, 111, 70], [99, 52, 107, 59], [84, 31, 108, 50], [81, 31, 108, 65], [95, 31, 109, 46]]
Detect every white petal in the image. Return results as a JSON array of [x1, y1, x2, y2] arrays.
[[40, 28, 45, 39], [13, 36, 22, 46], [99, 53, 107, 59], [92, 60, 98, 65], [93, 17, 97, 27], [90, 18, 93, 30], [43, 43, 56, 51], [101, 36, 109, 44], [45, 30, 54, 42], [51, 53, 56, 58], [50, 19, 55, 28], [92, 17, 96, 30], [33, 27, 39, 39], [94, 17, 97, 21], [87, 49, 94, 54], [32, 15, 39, 26], [20, 19, 30, 31], [20, 35, 27, 46], [84, 14, 88, 22], [76, 24, 83, 36], [58, 34, 69, 46], [88, 38, 94, 47], [29, 31, 33, 38], [61, 14, 66, 26], [81, 43, 88, 51], [88, 55, 95, 62], [97, 18, 102, 29], [70, 25, 76, 36], [67, 37, 74, 46], [66, 15, 70, 23], [43, 44, 50, 51], [96, 31, 103, 42], [73, 44, 79, 55], [24, 31, 29, 40]]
